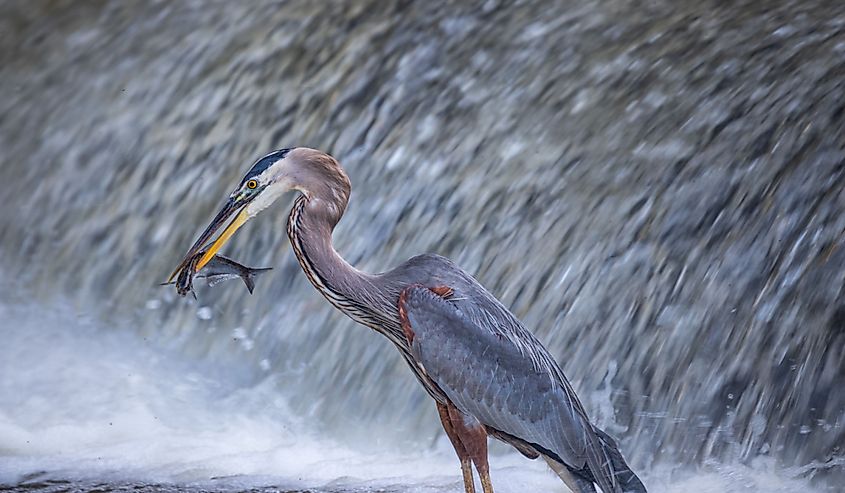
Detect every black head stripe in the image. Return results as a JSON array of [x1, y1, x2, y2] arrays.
[[240, 148, 291, 186]]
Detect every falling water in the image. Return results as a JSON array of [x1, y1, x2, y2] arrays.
[[1, 0, 843, 491]]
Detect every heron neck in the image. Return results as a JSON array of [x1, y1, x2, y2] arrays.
[[287, 195, 383, 321]]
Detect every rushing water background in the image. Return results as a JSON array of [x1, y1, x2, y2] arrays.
[[1, 0, 844, 491]]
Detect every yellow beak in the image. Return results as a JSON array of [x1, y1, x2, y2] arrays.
[[195, 208, 249, 271], [167, 197, 251, 283]]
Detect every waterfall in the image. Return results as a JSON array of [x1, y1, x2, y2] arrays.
[[1, 1, 842, 490]]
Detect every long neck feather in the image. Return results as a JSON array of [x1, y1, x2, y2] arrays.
[[284, 168, 441, 398], [287, 193, 395, 332]]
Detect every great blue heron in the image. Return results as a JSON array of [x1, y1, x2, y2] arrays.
[[168, 147, 647, 493]]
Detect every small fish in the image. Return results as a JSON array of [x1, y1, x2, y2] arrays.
[[163, 253, 272, 298]]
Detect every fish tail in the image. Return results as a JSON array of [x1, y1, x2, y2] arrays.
[[242, 274, 256, 294], [243, 267, 271, 293]]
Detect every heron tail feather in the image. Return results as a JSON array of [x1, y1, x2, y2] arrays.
[[593, 428, 647, 493]]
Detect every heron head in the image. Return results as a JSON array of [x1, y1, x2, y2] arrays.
[[167, 147, 348, 281]]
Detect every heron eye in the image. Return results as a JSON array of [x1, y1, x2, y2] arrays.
[[246, 179, 258, 190]]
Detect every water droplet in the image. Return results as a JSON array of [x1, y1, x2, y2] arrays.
[[145, 299, 161, 310], [196, 306, 213, 320], [799, 425, 811, 434], [259, 359, 271, 371]]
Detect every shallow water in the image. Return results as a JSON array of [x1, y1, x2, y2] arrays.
[[0, 296, 839, 492], [1, 0, 845, 491]]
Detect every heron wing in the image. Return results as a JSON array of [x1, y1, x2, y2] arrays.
[[401, 285, 618, 492]]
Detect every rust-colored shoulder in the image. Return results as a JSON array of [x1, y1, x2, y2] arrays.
[[430, 285, 454, 298]]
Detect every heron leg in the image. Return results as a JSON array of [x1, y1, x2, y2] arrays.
[[437, 402, 476, 493], [445, 403, 494, 493]]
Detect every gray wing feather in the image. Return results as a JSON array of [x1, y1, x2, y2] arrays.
[[403, 285, 619, 493]]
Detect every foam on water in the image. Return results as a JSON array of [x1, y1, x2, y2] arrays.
[[0, 297, 834, 492]]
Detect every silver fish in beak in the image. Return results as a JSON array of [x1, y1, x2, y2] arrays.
[[167, 197, 252, 283], [163, 252, 271, 298]]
